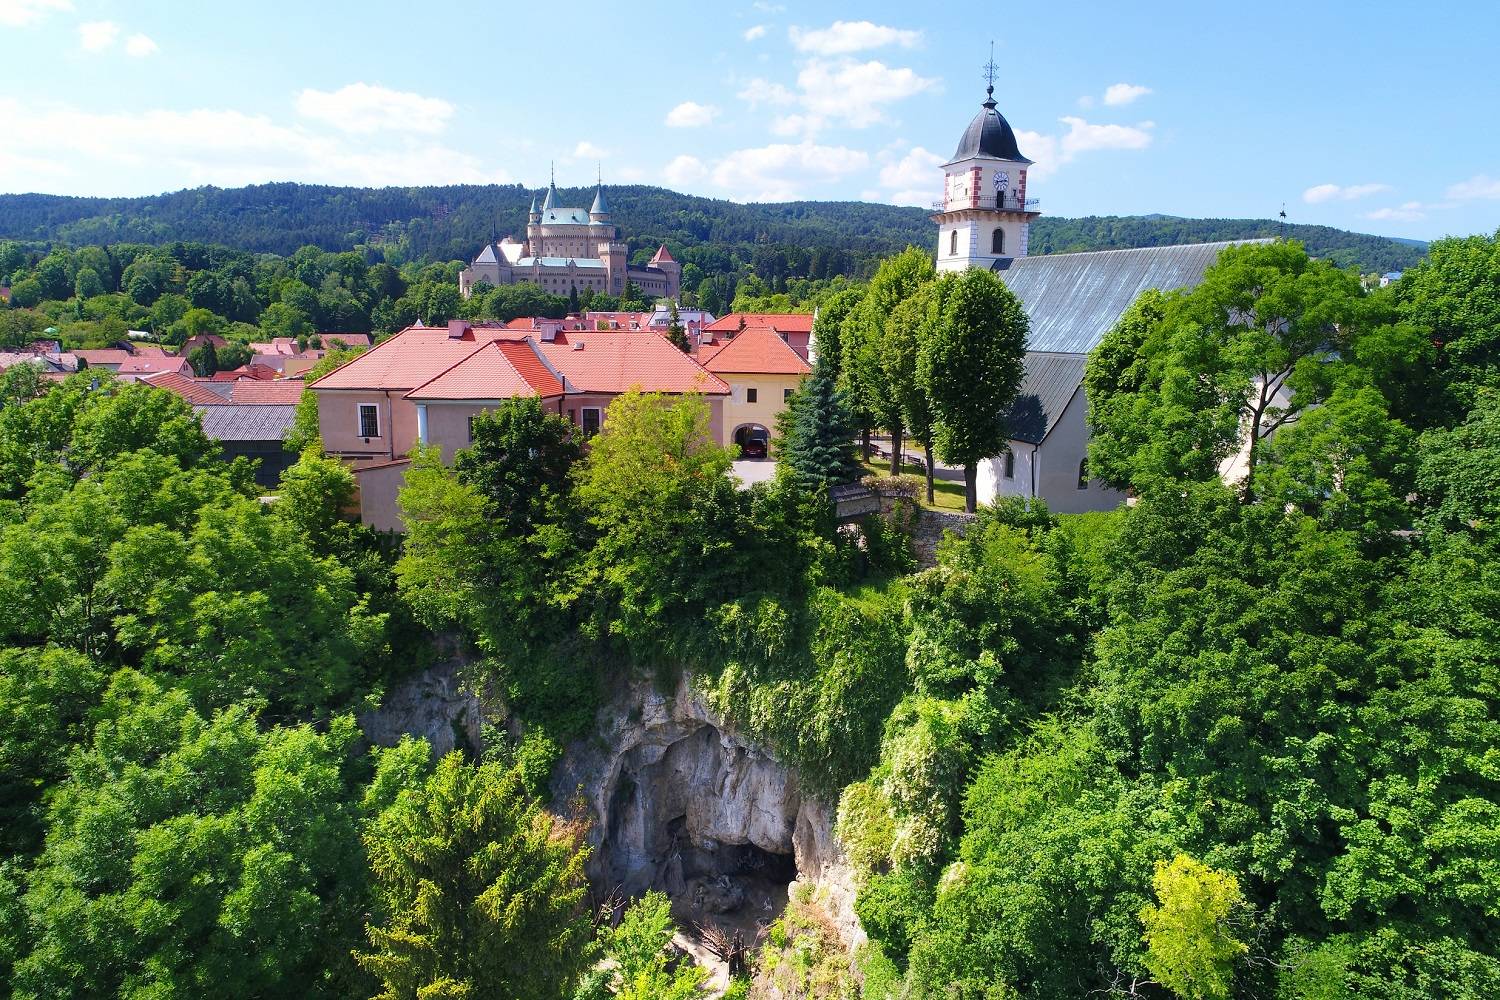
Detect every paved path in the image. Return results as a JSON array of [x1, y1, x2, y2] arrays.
[[732, 459, 777, 488]]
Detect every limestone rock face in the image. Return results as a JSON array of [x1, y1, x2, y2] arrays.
[[553, 673, 865, 949], [358, 658, 488, 758]]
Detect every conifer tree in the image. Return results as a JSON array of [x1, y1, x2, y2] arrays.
[[665, 300, 689, 352], [777, 357, 862, 492]]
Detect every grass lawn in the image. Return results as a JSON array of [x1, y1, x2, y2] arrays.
[[859, 459, 966, 511]]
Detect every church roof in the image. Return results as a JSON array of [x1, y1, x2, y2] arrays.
[[952, 88, 1029, 163], [590, 186, 609, 215], [1002, 352, 1088, 445], [995, 240, 1267, 354]]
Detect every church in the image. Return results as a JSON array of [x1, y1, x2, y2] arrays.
[[458, 176, 682, 301], [932, 78, 1260, 513]]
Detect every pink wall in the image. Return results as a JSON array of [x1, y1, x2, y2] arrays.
[[355, 460, 411, 533], [316, 389, 421, 462]]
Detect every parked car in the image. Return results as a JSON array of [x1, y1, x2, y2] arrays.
[[740, 428, 769, 459]]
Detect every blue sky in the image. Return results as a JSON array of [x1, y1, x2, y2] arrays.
[[1, 0, 1496, 241]]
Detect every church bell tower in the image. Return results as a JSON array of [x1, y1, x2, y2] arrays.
[[933, 52, 1039, 272]]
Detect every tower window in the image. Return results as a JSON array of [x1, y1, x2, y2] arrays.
[[991, 228, 1005, 255], [949, 230, 958, 256]]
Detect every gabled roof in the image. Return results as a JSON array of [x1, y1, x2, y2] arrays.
[[139, 370, 231, 405], [538, 331, 728, 396], [996, 240, 1267, 354], [118, 356, 190, 375], [194, 404, 297, 442], [311, 325, 523, 391], [701, 327, 812, 376], [229, 380, 307, 404], [73, 349, 132, 366], [1003, 352, 1089, 445], [703, 312, 815, 334], [406, 340, 563, 401]]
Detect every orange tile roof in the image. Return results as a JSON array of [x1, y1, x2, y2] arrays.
[[229, 380, 307, 404], [538, 331, 728, 395], [311, 325, 524, 391], [119, 356, 190, 375], [139, 370, 229, 405], [704, 312, 815, 334], [406, 340, 563, 401], [700, 327, 812, 376], [650, 244, 676, 264]]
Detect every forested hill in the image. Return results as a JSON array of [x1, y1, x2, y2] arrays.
[[0, 183, 1426, 274]]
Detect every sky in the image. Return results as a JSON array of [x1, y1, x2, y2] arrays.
[[1, 0, 1497, 242]]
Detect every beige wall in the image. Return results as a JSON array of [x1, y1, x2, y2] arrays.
[[355, 460, 410, 533], [316, 388, 420, 463], [719, 373, 805, 447]]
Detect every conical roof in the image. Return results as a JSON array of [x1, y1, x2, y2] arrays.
[[541, 180, 560, 211], [590, 185, 609, 216], [952, 87, 1029, 163], [529, 192, 540, 215]]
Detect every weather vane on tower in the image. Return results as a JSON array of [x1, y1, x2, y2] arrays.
[[982, 41, 998, 98]]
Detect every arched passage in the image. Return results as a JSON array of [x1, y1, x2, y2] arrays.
[[733, 423, 770, 459]]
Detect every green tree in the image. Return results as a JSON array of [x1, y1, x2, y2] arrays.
[[1139, 854, 1249, 1000], [918, 269, 1028, 512], [776, 358, 862, 493], [188, 339, 220, 376], [357, 746, 595, 1000], [665, 300, 689, 352], [884, 286, 938, 500], [602, 891, 705, 1000], [1396, 229, 1500, 413], [840, 247, 933, 464], [72, 266, 104, 300], [9, 672, 369, 999], [810, 285, 863, 384]]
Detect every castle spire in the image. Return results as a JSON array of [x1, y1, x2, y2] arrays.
[[541, 162, 560, 211]]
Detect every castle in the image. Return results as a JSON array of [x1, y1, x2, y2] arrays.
[[458, 176, 681, 301]]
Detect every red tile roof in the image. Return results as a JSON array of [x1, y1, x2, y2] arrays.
[[139, 370, 230, 405], [650, 244, 676, 264], [704, 312, 815, 334], [118, 356, 190, 376], [406, 340, 563, 401], [319, 333, 373, 349], [229, 380, 307, 404], [311, 325, 524, 391], [700, 327, 812, 376], [538, 331, 728, 395]]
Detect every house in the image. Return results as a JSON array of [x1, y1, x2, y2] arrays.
[[195, 405, 299, 487], [311, 320, 728, 529], [698, 326, 811, 454], [73, 349, 134, 371], [117, 356, 192, 380], [702, 313, 814, 361]]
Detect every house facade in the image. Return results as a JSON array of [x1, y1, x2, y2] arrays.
[[311, 320, 729, 529], [698, 326, 811, 453]]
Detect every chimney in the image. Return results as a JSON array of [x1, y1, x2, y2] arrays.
[[447, 319, 470, 339]]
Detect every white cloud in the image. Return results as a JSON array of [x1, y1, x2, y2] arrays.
[[1013, 116, 1154, 179], [124, 33, 158, 57], [295, 83, 453, 135], [1366, 201, 1428, 222], [711, 141, 869, 201], [1446, 174, 1500, 200], [573, 140, 608, 159], [789, 20, 920, 55], [738, 77, 796, 108], [0, 0, 71, 27], [878, 145, 942, 202], [664, 101, 719, 128], [0, 97, 509, 194], [1103, 83, 1152, 106], [797, 59, 935, 126], [78, 20, 120, 52], [1302, 182, 1391, 204], [770, 114, 815, 138], [663, 154, 709, 188], [743, 24, 767, 41]]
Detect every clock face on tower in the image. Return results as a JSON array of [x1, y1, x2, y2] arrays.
[[994, 170, 1009, 195]]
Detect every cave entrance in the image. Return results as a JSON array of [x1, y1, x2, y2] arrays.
[[596, 722, 801, 971]]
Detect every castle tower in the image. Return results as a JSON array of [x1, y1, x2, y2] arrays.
[[526, 191, 541, 256], [932, 69, 1039, 273]]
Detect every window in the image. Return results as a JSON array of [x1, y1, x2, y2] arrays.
[[581, 407, 602, 437], [949, 229, 958, 256], [991, 228, 1005, 255], [1077, 458, 1090, 490], [784, 387, 794, 402], [746, 387, 758, 403], [1003, 450, 1015, 479], [467, 414, 478, 443], [358, 403, 379, 438]]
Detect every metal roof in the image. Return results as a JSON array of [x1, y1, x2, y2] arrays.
[[540, 208, 590, 225], [590, 186, 608, 216], [996, 240, 1267, 354], [194, 404, 296, 442], [516, 256, 605, 268], [951, 91, 1029, 163], [1003, 352, 1088, 445]]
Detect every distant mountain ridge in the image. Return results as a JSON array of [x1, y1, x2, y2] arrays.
[[0, 183, 1427, 275]]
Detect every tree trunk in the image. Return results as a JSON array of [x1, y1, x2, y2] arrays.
[[964, 462, 978, 513], [861, 427, 872, 463], [889, 425, 903, 477], [924, 442, 935, 505]]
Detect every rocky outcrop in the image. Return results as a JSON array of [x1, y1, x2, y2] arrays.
[[553, 672, 865, 950], [358, 657, 490, 758]]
